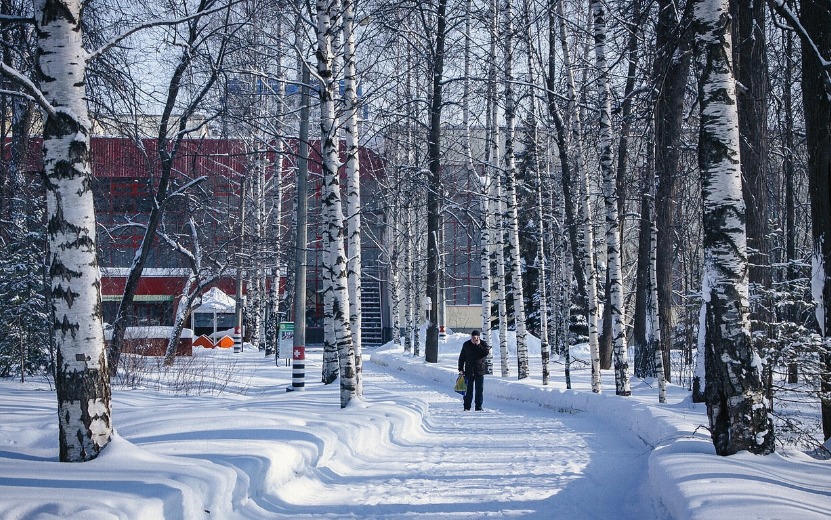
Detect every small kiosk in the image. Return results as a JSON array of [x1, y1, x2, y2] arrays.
[[190, 287, 237, 346]]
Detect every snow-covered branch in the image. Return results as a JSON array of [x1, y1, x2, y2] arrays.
[[0, 63, 56, 118]]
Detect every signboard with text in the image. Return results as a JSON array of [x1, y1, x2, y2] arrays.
[[278, 322, 294, 359]]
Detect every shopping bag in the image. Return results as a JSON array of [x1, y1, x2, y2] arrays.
[[454, 374, 467, 395]]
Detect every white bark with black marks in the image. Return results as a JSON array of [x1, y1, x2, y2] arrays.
[[343, 0, 363, 395], [592, 0, 630, 396], [36, 0, 112, 462], [317, 0, 356, 405], [693, 0, 774, 455]]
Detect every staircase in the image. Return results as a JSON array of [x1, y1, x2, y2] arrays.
[[361, 278, 384, 347]]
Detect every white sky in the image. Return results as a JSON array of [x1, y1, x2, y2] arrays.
[[0, 332, 829, 519]]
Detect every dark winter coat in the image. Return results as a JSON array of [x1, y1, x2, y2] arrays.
[[458, 339, 491, 376]]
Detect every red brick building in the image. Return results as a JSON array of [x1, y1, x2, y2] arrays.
[[18, 136, 390, 346]]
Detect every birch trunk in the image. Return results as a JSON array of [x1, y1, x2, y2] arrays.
[[404, 197, 414, 354], [650, 199, 667, 403], [523, 0, 549, 384], [502, 0, 528, 380], [265, 38, 285, 357], [694, 0, 774, 455], [248, 159, 264, 351], [592, 0, 630, 395], [403, 45, 416, 356], [342, 0, 362, 394], [317, 0, 356, 404], [487, 0, 509, 377], [557, 0, 601, 393], [36, 0, 112, 461]]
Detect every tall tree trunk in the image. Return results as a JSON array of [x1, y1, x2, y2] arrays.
[[463, 0, 493, 352], [317, 0, 356, 404], [633, 187, 654, 377], [650, 186, 667, 403], [425, 0, 449, 364], [556, 0, 601, 392], [622, 0, 650, 379], [502, 0, 529, 380], [36, 0, 112, 461], [730, 0, 769, 294], [654, 0, 692, 388], [524, 0, 550, 385], [487, 0, 509, 376], [343, 0, 362, 395], [403, 47, 415, 355], [797, 0, 831, 441], [265, 30, 286, 357], [693, 0, 774, 455], [783, 26, 796, 298], [592, 0, 630, 395]]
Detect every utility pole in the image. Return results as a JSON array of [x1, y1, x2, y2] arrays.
[[289, 61, 312, 390]]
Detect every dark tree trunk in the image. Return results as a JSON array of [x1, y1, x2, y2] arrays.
[[599, 279, 613, 369], [655, 0, 693, 384], [798, 0, 831, 442], [731, 0, 769, 291], [633, 189, 655, 378], [425, 0, 448, 364]]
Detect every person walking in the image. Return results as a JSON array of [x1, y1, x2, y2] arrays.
[[458, 330, 491, 411]]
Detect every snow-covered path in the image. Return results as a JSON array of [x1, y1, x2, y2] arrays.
[[265, 362, 660, 519], [0, 348, 655, 519], [3, 340, 829, 519]]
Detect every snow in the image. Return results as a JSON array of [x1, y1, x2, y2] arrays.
[[812, 244, 826, 336], [1, 331, 829, 519], [193, 287, 237, 314]]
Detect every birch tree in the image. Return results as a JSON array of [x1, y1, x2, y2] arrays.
[[4, 0, 114, 461], [264, 28, 286, 357], [555, 0, 601, 392], [342, 0, 363, 394], [502, 0, 529, 379], [591, 0, 629, 395], [488, 0, 509, 377], [461, 0, 493, 347], [316, 0, 357, 406], [693, 0, 774, 455], [523, 0, 550, 385]]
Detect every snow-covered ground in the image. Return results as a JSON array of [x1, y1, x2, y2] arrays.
[[1, 331, 829, 519]]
